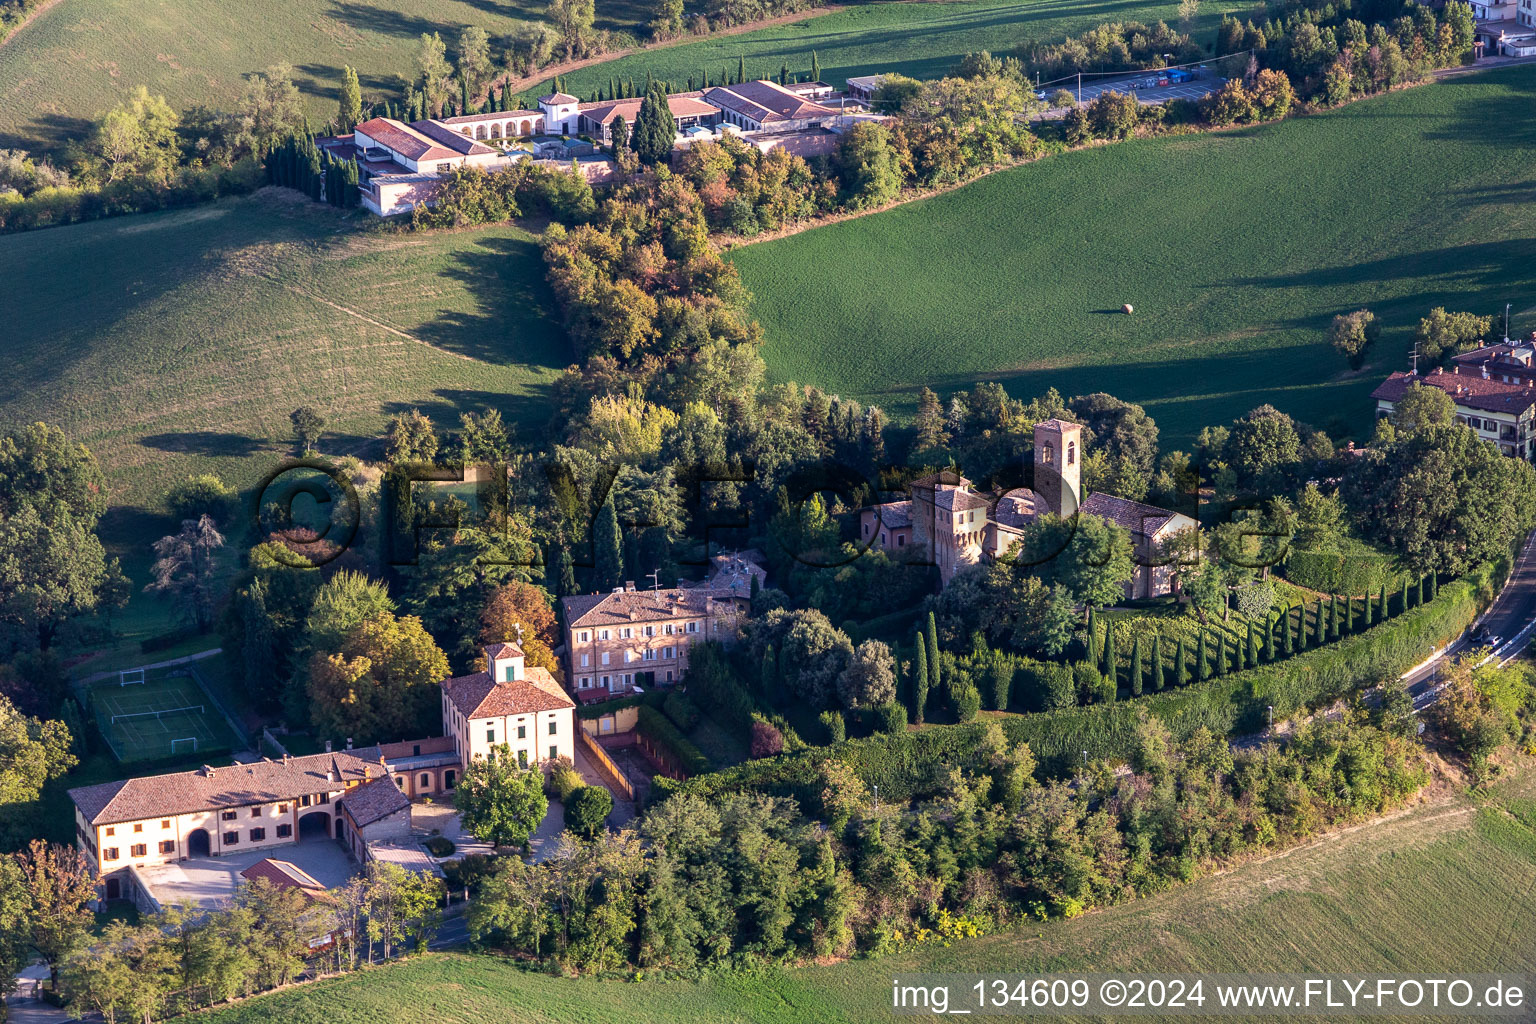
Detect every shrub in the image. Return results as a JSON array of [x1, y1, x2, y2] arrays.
[[750, 717, 785, 758], [952, 683, 981, 723], [819, 709, 846, 743], [166, 474, 237, 524], [875, 701, 908, 734], [663, 691, 700, 732], [563, 785, 614, 838], [425, 836, 456, 857], [546, 757, 583, 801], [637, 704, 711, 775]]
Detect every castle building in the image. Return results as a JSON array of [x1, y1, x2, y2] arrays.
[[861, 417, 1194, 597]]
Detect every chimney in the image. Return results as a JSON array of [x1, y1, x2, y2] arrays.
[[345, 737, 353, 750], [324, 739, 332, 753], [624, 580, 636, 591], [203, 765, 214, 778], [326, 768, 335, 783], [283, 752, 290, 764]]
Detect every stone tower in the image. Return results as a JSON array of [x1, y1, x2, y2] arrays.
[[1033, 419, 1082, 518]]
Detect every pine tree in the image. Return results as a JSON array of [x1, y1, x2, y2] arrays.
[[1151, 633, 1164, 691], [926, 611, 941, 698], [811, 49, 821, 82], [593, 499, 623, 592], [912, 634, 929, 724], [1196, 630, 1209, 680], [1174, 637, 1188, 686], [1129, 633, 1143, 696]]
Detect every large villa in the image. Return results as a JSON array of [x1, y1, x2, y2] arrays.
[[324, 78, 885, 216]]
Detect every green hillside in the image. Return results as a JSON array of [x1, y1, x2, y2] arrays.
[[187, 762, 1536, 1024], [0, 0, 647, 151], [526, 0, 1250, 102], [0, 191, 566, 506], [731, 65, 1536, 447]]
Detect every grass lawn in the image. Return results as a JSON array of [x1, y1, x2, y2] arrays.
[[0, 189, 568, 651], [185, 758, 1536, 1024], [522, 0, 1252, 104], [89, 668, 239, 762], [0, 0, 654, 152], [731, 64, 1536, 449]]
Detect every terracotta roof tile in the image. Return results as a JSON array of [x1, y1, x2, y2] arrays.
[[1079, 491, 1182, 537], [442, 665, 573, 718], [69, 752, 385, 826], [560, 587, 726, 629], [338, 777, 410, 828], [1372, 369, 1536, 416], [703, 81, 837, 124]]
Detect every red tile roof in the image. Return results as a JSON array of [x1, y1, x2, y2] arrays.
[[1079, 492, 1185, 537], [353, 117, 494, 162], [483, 642, 524, 660], [338, 777, 411, 828], [442, 665, 572, 718], [578, 94, 719, 126], [539, 92, 580, 104], [1372, 369, 1536, 416], [561, 587, 729, 628], [240, 858, 328, 894], [70, 753, 385, 826]]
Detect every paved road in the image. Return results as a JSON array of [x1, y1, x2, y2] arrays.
[[1406, 529, 1536, 710]]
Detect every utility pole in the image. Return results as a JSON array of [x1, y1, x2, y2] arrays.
[[1077, 71, 1082, 104], [1267, 705, 1274, 732], [1506, 302, 1513, 343]]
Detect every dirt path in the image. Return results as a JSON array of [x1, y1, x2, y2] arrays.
[[486, 5, 842, 102], [0, 0, 67, 48]]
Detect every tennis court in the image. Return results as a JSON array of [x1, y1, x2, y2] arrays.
[[91, 670, 237, 763]]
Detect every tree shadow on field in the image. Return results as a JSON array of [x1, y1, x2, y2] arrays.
[[0, 112, 97, 155], [140, 431, 268, 458], [328, 1, 447, 40], [1421, 69, 1536, 150], [1226, 238, 1536, 298], [381, 387, 554, 435], [414, 233, 571, 368]]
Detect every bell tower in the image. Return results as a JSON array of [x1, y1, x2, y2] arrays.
[[1033, 419, 1082, 518]]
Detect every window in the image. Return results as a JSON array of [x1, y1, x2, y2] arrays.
[[319, 793, 329, 805], [687, 621, 698, 633], [130, 843, 146, 858], [251, 807, 262, 817], [580, 676, 590, 686], [665, 623, 675, 635], [104, 847, 119, 861], [549, 745, 558, 760], [645, 625, 654, 637], [601, 675, 610, 686], [517, 724, 527, 739], [250, 827, 266, 841], [487, 727, 495, 743], [160, 819, 170, 829], [579, 631, 589, 641], [221, 810, 237, 821], [277, 803, 289, 813], [106, 827, 115, 836], [412, 745, 421, 756], [394, 776, 405, 789], [134, 823, 143, 833], [643, 649, 656, 661], [436, 161, 451, 172], [1067, 440, 1076, 465], [517, 750, 528, 768], [600, 652, 610, 666], [420, 773, 430, 788], [223, 832, 239, 845], [624, 651, 633, 663], [158, 840, 175, 854], [599, 629, 609, 640], [549, 720, 558, 736], [663, 646, 675, 659], [580, 653, 590, 667], [277, 824, 292, 838], [621, 627, 632, 639]]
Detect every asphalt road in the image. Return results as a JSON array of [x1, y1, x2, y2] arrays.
[[1407, 529, 1536, 710]]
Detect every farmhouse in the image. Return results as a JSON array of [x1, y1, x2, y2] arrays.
[[1452, 336, 1536, 385], [861, 418, 1195, 597], [575, 92, 722, 144], [1372, 365, 1536, 458], [703, 79, 842, 132], [71, 643, 578, 899], [845, 75, 888, 104], [561, 580, 751, 701]]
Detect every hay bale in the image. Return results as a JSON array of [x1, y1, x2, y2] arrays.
[[1122, 303, 1134, 315]]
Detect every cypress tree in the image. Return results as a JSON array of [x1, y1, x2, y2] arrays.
[[703, 68, 710, 88], [554, 545, 577, 597], [1103, 627, 1118, 687], [1214, 634, 1228, 676], [1400, 578, 1410, 614], [1174, 637, 1188, 686], [780, 61, 789, 84], [1246, 622, 1258, 668], [1282, 604, 1293, 655], [1328, 595, 1339, 640], [926, 611, 941, 699], [632, 85, 677, 165], [1086, 606, 1100, 665], [688, 75, 695, 91], [811, 49, 821, 81], [1129, 633, 1143, 696], [1345, 594, 1355, 633], [1196, 630, 1209, 680], [738, 55, 746, 84], [609, 76, 617, 100], [912, 633, 929, 724], [1427, 573, 1438, 601], [1377, 583, 1387, 623], [760, 646, 778, 703], [1416, 575, 1426, 607], [1151, 633, 1164, 691], [593, 498, 623, 592]]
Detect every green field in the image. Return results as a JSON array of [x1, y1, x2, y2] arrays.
[[526, 0, 1250, 103], [731, 65, 1536, 447], [90, 669, 237, 762], [184, 760, 1536, 1023], [0, 0, 653, 152], [0, 190, 567, 649]]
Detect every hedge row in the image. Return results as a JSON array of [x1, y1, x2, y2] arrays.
[[636, 705, 712, 776], [1284, 547, 1409, 597], [656, 550, 1509, 802]]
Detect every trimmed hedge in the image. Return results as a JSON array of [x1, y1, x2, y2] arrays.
[[637, 705, 711, 776], [656, 551, 1509, 802], [1284, 545, 1409, 596], [575, 692, 648, 719]]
